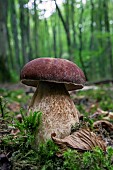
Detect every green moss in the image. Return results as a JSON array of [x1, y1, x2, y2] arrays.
[[1, 85, 113, 169]]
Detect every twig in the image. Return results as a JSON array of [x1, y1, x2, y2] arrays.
[[0, 96, 4, 118]]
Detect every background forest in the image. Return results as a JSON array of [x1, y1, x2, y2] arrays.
[[0, 0, 113, 82], [1, 1, 113, 169]]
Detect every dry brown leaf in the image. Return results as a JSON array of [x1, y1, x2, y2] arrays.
[[51, 129, 106, 152], [93, 120, 113, 132], [11, 128, 20, 136], [15, 114, 22, 123], [90, 108, 108, 119], [90, 108, 113, 121], [97, 108, 108, 115], [103, 112, 113, 120]]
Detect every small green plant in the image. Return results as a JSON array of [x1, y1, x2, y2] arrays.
[[83, 114, 94, 130], [82, 147, 113, 170], [83, 147, 105, 170], [14, 109, 42, 134], [12, 110, 42, 149], [37, 140, 59, 166], [2, 109, 42, 151], [63, 149, 81, 170], [62, 147, 113, 170]]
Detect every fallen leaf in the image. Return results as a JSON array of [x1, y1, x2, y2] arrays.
[[93, 120, 113, 132], [90, 108, 108, 119], [11, 128, 20, 136], [103, 112, 113, 120], [51, 129, 106, 152], [15, 114, 22, 123]]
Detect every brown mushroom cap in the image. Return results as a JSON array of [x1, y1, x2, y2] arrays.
[[20, 58, 86, 91]]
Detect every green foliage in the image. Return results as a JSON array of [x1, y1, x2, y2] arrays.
[[1, 86, 113, 169], [1, 0, 113, 82], [83, 114, 94, 129], [15, 109, 42, 134], [3, 130, 113, 170], [63, 149, 81, 170], [62, 147, 113, 170], [0, 88, 30, 105], [37, 140, 62, 170], [10, 69, 19, 82], [82, 147, 113, 170], [2, 110, 42, 152]]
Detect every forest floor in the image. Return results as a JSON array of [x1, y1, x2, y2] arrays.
[[0, 83, 113, 170]]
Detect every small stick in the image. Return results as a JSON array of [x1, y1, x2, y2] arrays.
[[0, 96, 4, 118]]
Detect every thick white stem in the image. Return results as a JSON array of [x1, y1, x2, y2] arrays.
[[29, 81, 79, 143]]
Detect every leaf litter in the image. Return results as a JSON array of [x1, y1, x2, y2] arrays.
[[0, 84, 113, 169]]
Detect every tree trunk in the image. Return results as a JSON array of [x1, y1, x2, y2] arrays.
[[103, 0, 113, 78], [58, 17, 63, 58], [89, 0, 94, 50], [19, 0, 28, 65], [10, 0, 20, 72], [45, 18, 52, 57], [54, 0, 73, 60], [53, 25, 57, 58], [0, 0, 10, 82], [71, 0, 76, 48], [26, 2, 32, 61], [78, 0, 88, 81], [6, 1, 14, 69], [98, 0, 105, 78], [51, 16, 57, 58], [33, 0, 39, 58], [89, 0, 95, 80]]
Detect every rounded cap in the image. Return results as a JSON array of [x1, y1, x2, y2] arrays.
[[20, 58, 86, 90]]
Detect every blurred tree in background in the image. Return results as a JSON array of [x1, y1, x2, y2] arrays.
[[0, 0, 113, 82]]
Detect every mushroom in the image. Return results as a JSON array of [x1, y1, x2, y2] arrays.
[[20, 58, 86, 143]]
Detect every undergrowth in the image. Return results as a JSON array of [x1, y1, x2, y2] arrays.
[[1, 108, 113, 170], [76, 86, 113, 113], [1, 85, 113, 169]]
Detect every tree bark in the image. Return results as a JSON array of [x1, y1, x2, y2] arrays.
[[78, 0, 88, 80], [51, 15, 57, 58], [10, 0, 20, 72], [6, 1, 14, 69], [33, 0, 39, 58], [26, 2, 32, 61], [98, 0, 105, 77], [45, 18, 52, 57], [53, 25, 57, 58], [58, 17, 63, 58], [71, 0, 76, 48], [19, 0, 28, 65], [103, 0, 113, 78], [89, 0, 94, 50], [89, 0, 95, 80], [0, 0, 10, 81], [54, 0, 73, 60]]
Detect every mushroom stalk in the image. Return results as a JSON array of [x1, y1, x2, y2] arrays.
[[29, 81, 79, 143]]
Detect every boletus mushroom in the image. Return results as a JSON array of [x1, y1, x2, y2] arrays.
[[20, 58, 86, 143]]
